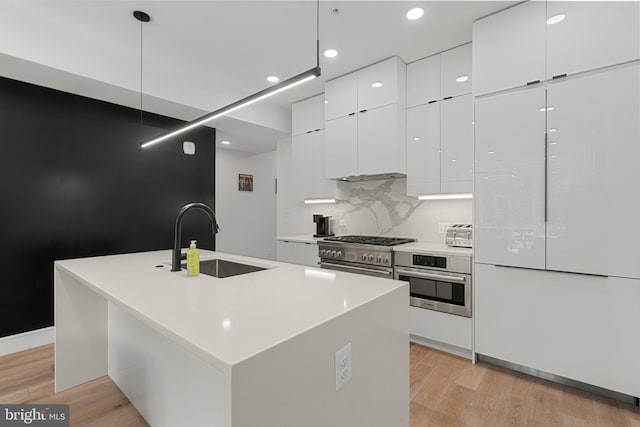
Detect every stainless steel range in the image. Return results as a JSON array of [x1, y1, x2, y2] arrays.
[[318, 235, 416, 278]]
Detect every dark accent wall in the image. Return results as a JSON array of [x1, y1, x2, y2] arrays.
[[0, 76, 216, 338]]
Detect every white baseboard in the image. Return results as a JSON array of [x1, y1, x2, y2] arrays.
[[0, 326, 55, 357]]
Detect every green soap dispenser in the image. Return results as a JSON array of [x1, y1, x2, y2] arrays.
[[186, 240, 200, 277]]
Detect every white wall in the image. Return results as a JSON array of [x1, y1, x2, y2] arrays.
[[215, 148, 276, 260], [276, 138, 472, 243]]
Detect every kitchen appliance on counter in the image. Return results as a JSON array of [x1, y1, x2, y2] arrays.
[[394, 251, 472, 317], [445, 224, 473, 248], [318, 235, 416, 278], [313, 214, 334, 237]]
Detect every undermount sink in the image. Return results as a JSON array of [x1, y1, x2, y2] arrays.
[[181, 258, 267, 278]]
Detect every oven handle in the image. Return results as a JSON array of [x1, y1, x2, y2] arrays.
[[321, 262, 393, 275], [395, 268, 466, 283]]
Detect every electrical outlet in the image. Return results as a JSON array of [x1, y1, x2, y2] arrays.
[[438, 222, 450, 234], [335, 343, 352, 391]]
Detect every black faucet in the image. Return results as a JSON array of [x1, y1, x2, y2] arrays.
[[171, 203, 220, 272]]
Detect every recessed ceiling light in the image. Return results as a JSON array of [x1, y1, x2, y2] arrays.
[[456, 75, 469, 83], [324, 49, 338, 58], [220, 140, 231, 145], [267, 75, 279, 83], [451, 159, 457, 162], [413, 137, 421, 141], [546, 14, 566, 25], [406, 7, 424, 20], [371, 82, 383, 88], [488, 151, 495, 154]]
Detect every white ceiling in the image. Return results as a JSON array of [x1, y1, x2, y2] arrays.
[[0, 0, 515, 152]]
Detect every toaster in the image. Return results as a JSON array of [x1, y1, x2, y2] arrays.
[[445, 224, 473, 248]]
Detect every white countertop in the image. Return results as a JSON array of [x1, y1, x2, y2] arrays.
[[55, 250, 406, 371], [276, 234, 323, 244], [393, 242, 472, 257]]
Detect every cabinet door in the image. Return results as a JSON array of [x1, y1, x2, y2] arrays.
[[546, 64, 640, 279], [441, 94, 473, 194], [312, 94, 325, 131], [407, 55, 440, 108], [474, 86, 546, 269], [547, 1, 640, 79], [277, 241, 319, 267], [325, 73, 357, 121], [312, 130, 334, 198], [325, 115, 358, 179], [291, 133, 314, 200], [357, 104, 403, 176], [441, 44, 472, 98], [472, 1, 546, 96], [357, 57, 402, 111], [291, 98, 314, 136], [475, 264, 640, 397], [406, 103, 440, 196]]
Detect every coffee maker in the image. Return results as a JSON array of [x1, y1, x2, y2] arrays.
[[313, 214, 334, 237]]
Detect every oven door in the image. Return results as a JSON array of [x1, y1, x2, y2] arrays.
[[321, 260, 393, 278], [394, 266, 471, 317]]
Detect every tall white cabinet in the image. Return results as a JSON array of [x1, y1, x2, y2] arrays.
[[324, 57, 407, 179], [473, 0, 640, 398], [291, 94, 346, 201], [406, 44, 473, 197]]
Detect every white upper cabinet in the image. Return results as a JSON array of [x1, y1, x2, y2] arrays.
[[406, 103, 441, 196], [292, 94, 325, 136], [357, 103, 406, 176], [324, 73, 358, 121], [291, 97, 314, 136], [441, 44, 472, 98], [292, 133, 315, 200], [312, 94, 325, 131], [357, 57, 407, 111], [546, 63, 640, 279], [473, 1, 546, 96], [546, 1, 640, 79], [324, 57, 407, 179], [440, 94, 473, 193], [325, 114, 358, 179], [474, 86, 546, 270], [406, 55, 440, 108]]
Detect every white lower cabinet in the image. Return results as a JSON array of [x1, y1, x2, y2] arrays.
[[409, 307, 472, 357], [276, 241, 319, 267], [475, 263, 640, 397]]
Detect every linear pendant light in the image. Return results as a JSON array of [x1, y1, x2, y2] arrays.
[[140, 1, 322, 149]]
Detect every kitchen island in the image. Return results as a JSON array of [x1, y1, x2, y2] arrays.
[[54, 250, 409, 427]]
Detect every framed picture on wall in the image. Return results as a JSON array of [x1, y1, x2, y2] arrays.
[[239, 174, 253, 192]]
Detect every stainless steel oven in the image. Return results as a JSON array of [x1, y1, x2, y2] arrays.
[[394, 252, 472, 317]]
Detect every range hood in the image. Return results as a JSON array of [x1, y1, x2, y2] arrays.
[[337, 172, 406, 182]]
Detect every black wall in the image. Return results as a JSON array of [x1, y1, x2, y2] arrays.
[[0, 77, 216, 337]]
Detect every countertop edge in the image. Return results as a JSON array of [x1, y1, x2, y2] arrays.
[[54, 261, 234, 374]]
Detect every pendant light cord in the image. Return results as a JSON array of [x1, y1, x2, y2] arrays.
[[139, 18, 143, 142], [316, 0, 320, 68]]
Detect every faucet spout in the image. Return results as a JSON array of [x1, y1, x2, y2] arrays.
[[172, 203, 220, 272]]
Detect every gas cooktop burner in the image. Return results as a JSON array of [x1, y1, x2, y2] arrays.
[[323, 235, 416, 246]]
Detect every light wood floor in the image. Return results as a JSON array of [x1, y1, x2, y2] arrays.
[[1, 344, 639, 426]]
